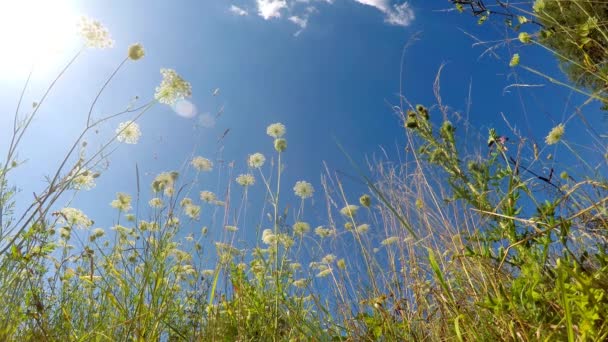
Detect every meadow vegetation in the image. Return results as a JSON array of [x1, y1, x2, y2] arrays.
[[1, 3, 607, 341]]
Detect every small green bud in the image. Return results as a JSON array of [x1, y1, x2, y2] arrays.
[[518, 32, 531, 44], [274, 138, 287, 152], [359, 194, 371, 208]]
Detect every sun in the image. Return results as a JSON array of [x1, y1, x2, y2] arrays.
[[0, 0, 79, 81]]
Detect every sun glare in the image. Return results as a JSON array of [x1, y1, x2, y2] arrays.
[[0, 0, 78, 81]]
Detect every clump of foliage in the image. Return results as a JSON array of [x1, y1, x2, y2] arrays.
[[451, 0, 608, 109]]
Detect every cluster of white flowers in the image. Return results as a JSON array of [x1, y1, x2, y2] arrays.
[[266, 123, 286, 138], [199, 190, 216, 203], [293, 221, 310, 236], [71, 169, 97, 190], [78, 16, 114, 48], [152, 171, 178, 196], [154, 68, 192, 105], [57, 207, 93, 229], [149, 197, 163, 208], [191, 156, 213, 172], [355, 224, 369, 234], [236, 173, 255, 187], [116, 121, 141, 144], [314, 226, 336, 238], [340, 204, 359, 218], [545, 123, 565, 145], [184, 204, 201, 220], [248, 153, 266, 168], [110, 192, 132, 212], [293, 181, 314, 199]]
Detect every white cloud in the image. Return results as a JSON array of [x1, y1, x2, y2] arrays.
[[353, 1, 414, 27], [256, 0, 288, 20], [230, 5, 249, 16], [385, 2, 414, 27], [289, 15, 308, 36], [353, 0, 389, 12], [237, 0, 413, 34]]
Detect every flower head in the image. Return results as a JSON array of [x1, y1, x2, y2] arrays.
[[236, 174, 255, 187], [248, 153, 266, 168], [152, 171, 178, 193], [116, 121, 141, 144], [78, 16, 114, 48], [56, 208, 93, 229], [191, 156, 213, 172], [154, 69, 192, 105], [262, 229, 276, 245], [293, 221, 310, 236], [266, 123, 286, 138], [340, 205, 359, 218], [184, 204, 201, 220], [293, 181, 314, 199], [110, 193, 132, 212], [128, 43, 145, 60], [200, 191, 216, 203], [72, 169, 97, 190], [545, 124, 565, 145], [314, 226, 336, 238]]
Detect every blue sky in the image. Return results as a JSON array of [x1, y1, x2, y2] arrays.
[[0, 0, 606, 261]]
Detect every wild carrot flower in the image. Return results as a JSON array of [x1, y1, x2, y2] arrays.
[[57, 208, 93, 228], [293, 221, 310, 236], [314, 226, 335, 238], [262, 229, 276, 245], [152, 171, 178, 193], [200, 190, 216, 203], [116, 121, 141, 144], [78, 16, 114, 48], [110, 193, 132, 211], [167, 216, 180, 227], [236, 173, 255, 187], [248, 153, 266, 168], [340, 204, 359, 218], [321, 254, 336, 264], [149, 197, 163, 208], [180, 197, 193, 207], [293, 181, 314, 199], [337, 259, 346, 269], [184, 204, 201, 220], [355, 224, 369, 233], [72, 169, 96, 190], [266, 122, 286, 138], [545, 123, 565, 145], [191, 156, 213, 172], [155, 69, 192, 105], [127, 43, 145, 60]]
